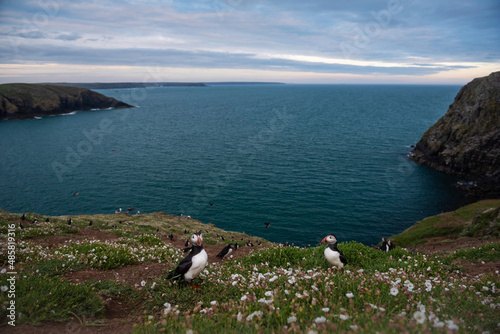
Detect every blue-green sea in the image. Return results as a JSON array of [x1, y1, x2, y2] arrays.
[[0, 84, 467, 246]]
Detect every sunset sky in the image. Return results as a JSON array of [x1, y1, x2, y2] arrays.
[[0, 0, 499, 84]]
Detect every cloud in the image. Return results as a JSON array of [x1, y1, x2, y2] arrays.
[[0, 0, 498, 83], [55, 32, 82, 41]]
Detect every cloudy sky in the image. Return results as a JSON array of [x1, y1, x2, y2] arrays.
[[0, 0, 499, 84]]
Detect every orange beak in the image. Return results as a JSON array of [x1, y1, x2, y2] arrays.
[[197, 237, 202, 246], [321, 237, 327, 243]]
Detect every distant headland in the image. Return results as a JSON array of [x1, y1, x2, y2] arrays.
[[0, 83, 134, 120], [45, 82, 285, 89]]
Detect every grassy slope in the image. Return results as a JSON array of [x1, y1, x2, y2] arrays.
[[0, 206, 499, 333], [390, 199, 500, 247]]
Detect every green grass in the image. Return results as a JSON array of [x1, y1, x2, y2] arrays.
[[447, 242, 500, 263], [0, 274, 103, 325], [391, 199, 500, 247]]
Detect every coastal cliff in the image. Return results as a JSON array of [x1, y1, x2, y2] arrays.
[[0, 83, 133, 120], [410, 71, 500, 195]]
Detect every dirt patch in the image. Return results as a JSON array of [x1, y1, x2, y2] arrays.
[[456, 260, 500, 276], [410, 236, 500, 254], [63, 261, 167, 287]]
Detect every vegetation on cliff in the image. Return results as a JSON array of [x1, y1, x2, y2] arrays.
[[1, 203, 499, 333], [410, 71, 500, 194], [0, 83, 133, 120]]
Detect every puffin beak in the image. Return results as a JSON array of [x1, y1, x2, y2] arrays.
[[321, 237, 326, 243], [197, 237, 202, 246]]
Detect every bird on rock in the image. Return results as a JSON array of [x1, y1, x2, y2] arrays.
[[167, 231, 208, 288], [322, 234, 347, 268]]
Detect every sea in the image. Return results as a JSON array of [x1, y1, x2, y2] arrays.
[[0, 84, 469, 247]]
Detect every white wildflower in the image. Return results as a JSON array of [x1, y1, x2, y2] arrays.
[[240, 295, 248, 302], [0, 286, 7, 292], [339, 314, 349, 321], [314, 316, 326, 323], [269, 275, 278, 282], [265, 291, 273, 297], [346, 292, 354, 299], [446, 320, 459, 330], [210, 300, 217, 305], [140, 280, 146, 287], [287, 316, 297, 323], [237, 312, 242, 322], [246, 310, 263, 322], [1, 269, 6, 274], [413, 311, 426, 324], [322, 307, 330, 312], [390, 287, 399, 296]]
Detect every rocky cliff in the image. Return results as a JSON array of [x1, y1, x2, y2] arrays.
[[410, 71, 500, 195], [0, 83, 133, 119]]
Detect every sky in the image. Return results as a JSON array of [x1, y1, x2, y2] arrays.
[[0, 0, 499, 84]]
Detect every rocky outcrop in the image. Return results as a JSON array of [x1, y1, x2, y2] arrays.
[[0, 83, 134, 120], [410, 71, 500, 195]]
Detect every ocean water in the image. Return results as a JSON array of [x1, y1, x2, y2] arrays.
[[0, 84, 466, 246]]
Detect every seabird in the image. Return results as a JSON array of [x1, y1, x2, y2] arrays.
[[73, 191, 80, 196], [264, 222, 271, 229], [19, 223, 24, 230], [115, 208, 122, 214], [168, 233, 174, 240], [246, 240, 254, 247], [322, 234, 347, 268], [216, 244, 235, 259], [89, 220, 93, 227], [135, 211, 140, 216], [379, 238, 395, 252], [21, 213, 26, 220], [126, 207, 135, 214], [32, 218, 38, 224], [167, 231, 208, 288], [184, 239, 189, 247], [68, 218, 72, 227], [45, 218, 50, 222]]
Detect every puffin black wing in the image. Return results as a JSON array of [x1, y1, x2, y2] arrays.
[[167, 253, 194, 280], [339, 250, 348, 266]]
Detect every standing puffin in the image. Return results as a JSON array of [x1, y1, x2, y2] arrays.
[[216, 244, 235, 259], [167, 231, 208, 288], [379, 237, 395, 252], [322, 234, 347, 268]]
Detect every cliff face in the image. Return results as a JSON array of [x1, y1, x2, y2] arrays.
[[410, 71, 500, 194], [0, 83, 133, 119]]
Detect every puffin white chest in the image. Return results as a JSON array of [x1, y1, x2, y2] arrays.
[[184, 249, 208, 282], [324, 247, 344, 268]]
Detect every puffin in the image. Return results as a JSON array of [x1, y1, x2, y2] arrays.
[[379, 238, 395, 252], [167, 231, 208, 288], [321, 234, 347, 268], [216, 243, 235, 259]]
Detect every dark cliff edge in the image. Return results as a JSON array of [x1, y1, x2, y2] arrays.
[[410, 71, 500, 196], [0, 83, 134, 120]]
